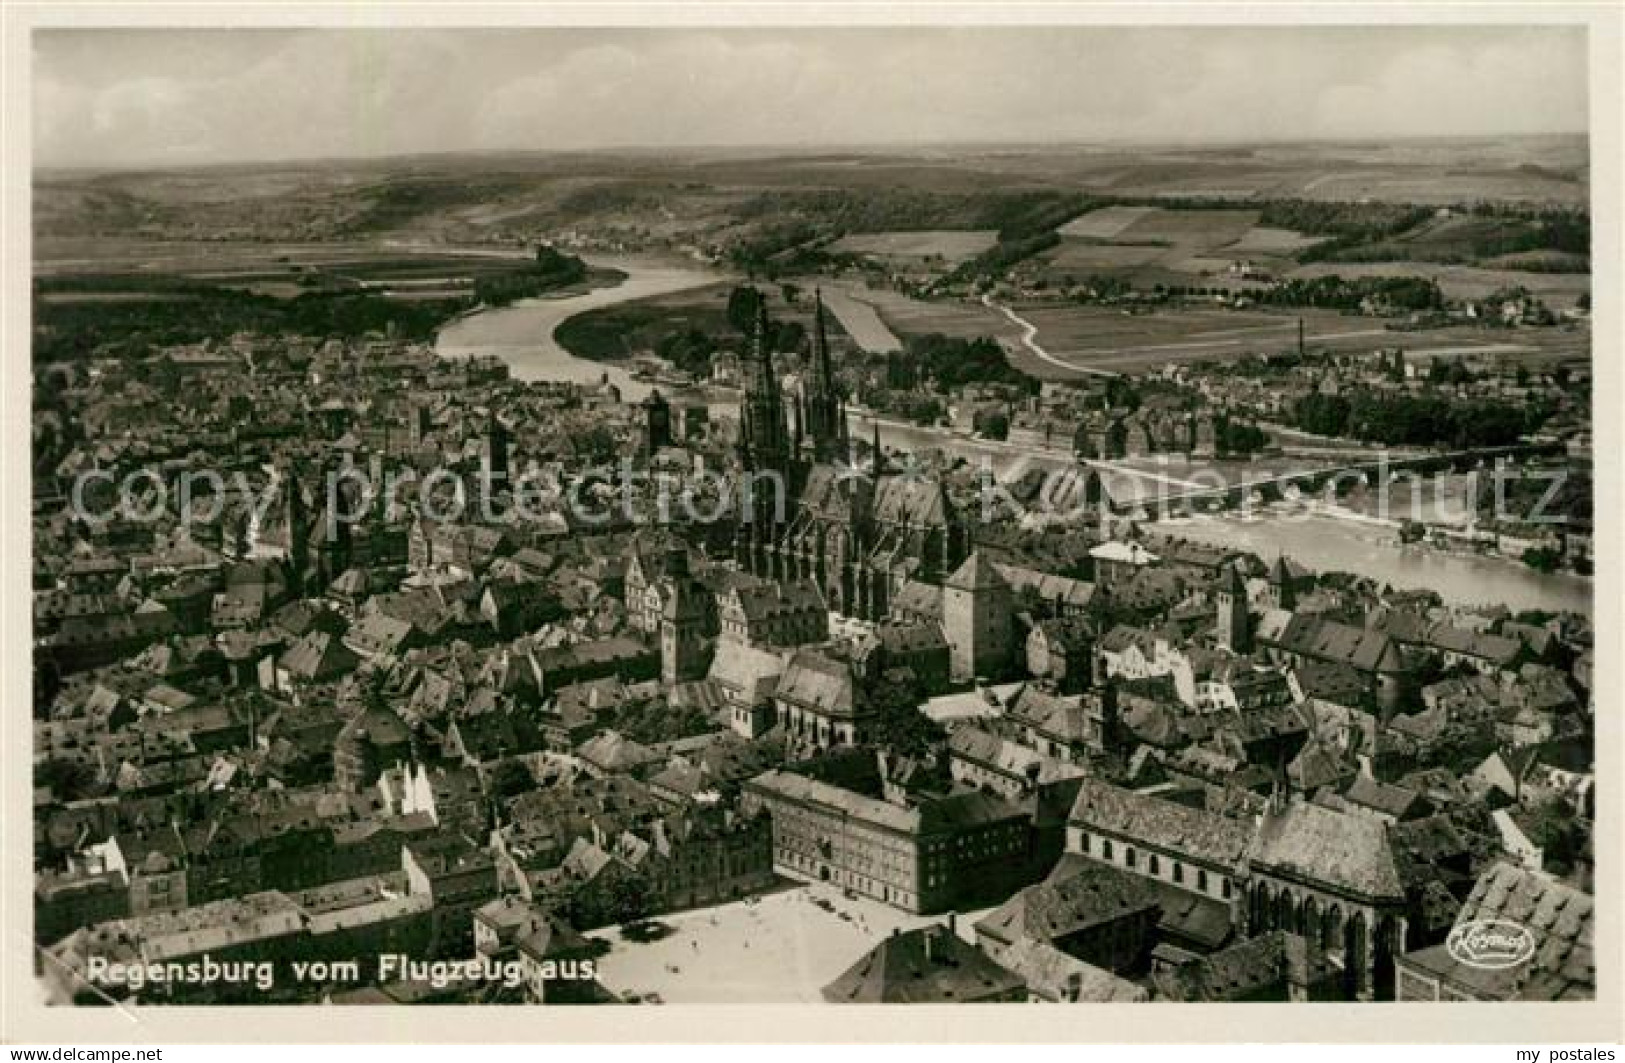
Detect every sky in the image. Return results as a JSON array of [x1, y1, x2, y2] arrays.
[[33, 26, 1590, 169]]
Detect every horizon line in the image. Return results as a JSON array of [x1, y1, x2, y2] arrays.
[[34, 130, 1591, 178]]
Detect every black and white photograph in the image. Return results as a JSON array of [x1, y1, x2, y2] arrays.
[[6, 2, 1621, 1047]]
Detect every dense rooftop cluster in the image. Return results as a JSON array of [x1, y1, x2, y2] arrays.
[[32, 310, 1594, 1007]]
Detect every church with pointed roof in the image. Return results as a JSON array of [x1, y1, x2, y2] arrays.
[[733, 292, 971, 621]]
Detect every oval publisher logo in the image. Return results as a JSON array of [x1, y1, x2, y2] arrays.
[[1447, 918, 1537, 970]]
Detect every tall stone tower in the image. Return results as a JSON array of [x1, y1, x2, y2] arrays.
[[737, 303, 792, 481], [1267, 554, 1298, 611], [803, 290, 850, 463], [641, 388, 673, 456], [409, 402, 433, 448], [279, 466, 310, 595], [658, 547, 710, 685], [736, 302, 795, 560], [943, 551, 1013, 683], [484, 409, 510, 484], [1216, 563, 1250, 653]]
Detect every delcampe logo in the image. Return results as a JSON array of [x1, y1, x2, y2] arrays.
[[1446, 919, 1537, 970]]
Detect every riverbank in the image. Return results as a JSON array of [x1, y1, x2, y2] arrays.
[[431, 257, 1592, 617], [1154, 509, 1591, 615], [435, 255, 734, 394]]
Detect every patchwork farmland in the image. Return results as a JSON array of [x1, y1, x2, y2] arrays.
[[1030, 206, 1307, 290], [827, 229, 998, 266], [997, 303, 1591, 376], [853, 285, 1022, 343], [817, 285, 904, 353]]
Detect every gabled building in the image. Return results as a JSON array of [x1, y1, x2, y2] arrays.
[[1243, 798, 1409, 1000], [773, 647, 874, 751], [717, 579, 827, 648], [1066, 778, 1251, 913], [821, 920, 1025, 1003], [1395, 861, 1593, 1001]]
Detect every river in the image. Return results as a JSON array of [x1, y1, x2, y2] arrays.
[[1155, 512, 1592, 615], [435, 257, 1591, 617], [435, 254, 729, 400]]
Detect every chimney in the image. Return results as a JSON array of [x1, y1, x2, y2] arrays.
[[947, 912, 958, 936]]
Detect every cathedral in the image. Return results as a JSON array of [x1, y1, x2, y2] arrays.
[[733, 293, 970, 621]]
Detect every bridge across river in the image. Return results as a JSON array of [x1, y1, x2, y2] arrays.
[[1112, 442, 1564, 518]]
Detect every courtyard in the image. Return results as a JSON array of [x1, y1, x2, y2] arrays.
[[585, 878, 995, 1004]]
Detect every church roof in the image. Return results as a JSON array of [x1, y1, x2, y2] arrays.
[[775, 649, 861, 718], [1246, 800, 1405, 901], [1068, 778, 1252, 869], [707, 639, 785, 703], [872, 475, 954, 529], [798, 463, 874, 519]]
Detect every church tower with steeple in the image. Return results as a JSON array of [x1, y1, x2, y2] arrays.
[[735, 300, 794, 576], [1216, 563, 1251, 653], [281, 466, 310, 595], [802, 290, 850, 464], [737, 303, 793, 483], [943, 551, 1014, 682]]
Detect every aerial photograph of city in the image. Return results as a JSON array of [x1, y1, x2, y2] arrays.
[[25, 21, 1599, 1015]]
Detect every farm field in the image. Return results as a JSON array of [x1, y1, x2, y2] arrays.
[[1057, 205, 1159, 239], [33, 236, 531, 277], [1226, 226, 1329, 254], [818, 285, 904, 353], [1289, 169, 1585, 206], [1282, 261, 1592, 304], [827, 229, 998, 265], [551, 280, 739, 362], [1044, 242, 1167, 270], [1113, 208, 1260, 246], [1032, 206, 1307, 290], [32, 236, 549, 301], [1003, 302, 1592, 375], [34, 290, 199, 305], [1028, 203, 1590, 319], [853, 285, 1021, 343], [34, 136, 1589, 254]]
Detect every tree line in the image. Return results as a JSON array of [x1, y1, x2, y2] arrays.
[[1292, 391, 1536, 449]]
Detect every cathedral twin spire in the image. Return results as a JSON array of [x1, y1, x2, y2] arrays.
[[737, 289, 849, 475], [804, 290, 850, 463]]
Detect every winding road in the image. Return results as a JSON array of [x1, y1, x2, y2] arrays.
[[981, 294, 1121, 379]]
